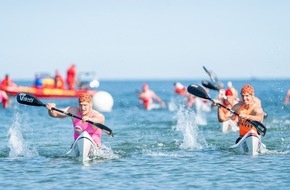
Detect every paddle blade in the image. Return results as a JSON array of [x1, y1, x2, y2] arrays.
[[201, 80, 221, 91], [203, 66, 219, 83], [16, 92, 45, 107], [248, 120, 267, 137], [187, 84, 212, 101]]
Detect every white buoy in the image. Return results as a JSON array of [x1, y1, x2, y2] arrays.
[[92, 91, 114, 112]]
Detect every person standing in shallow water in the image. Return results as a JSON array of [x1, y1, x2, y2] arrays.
[[138, 83, 166, 110], [46, 92, 105, 146]]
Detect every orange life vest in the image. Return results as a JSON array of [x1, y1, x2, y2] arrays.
[[238, 104, 257, 136]]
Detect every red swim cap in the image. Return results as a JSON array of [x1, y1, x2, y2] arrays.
[[78, 92, 92, 103], [241, 84, 254, 95], [225, 89, 233, 96]]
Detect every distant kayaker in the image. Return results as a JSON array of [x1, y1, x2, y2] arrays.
[[231, 84, 264, 143], [216, 88, 239, 123], [46, 92, 105, 146], [138, 83, 166, 110], [66, 64, 76, 90], [227, 81, 239, 102]]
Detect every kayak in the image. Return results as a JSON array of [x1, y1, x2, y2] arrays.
[[0, 84, 96, 98], [222, 120, 239, 133], [66, 131, 99, 163], [230, 129, 263, 156]]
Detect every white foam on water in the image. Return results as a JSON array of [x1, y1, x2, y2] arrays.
[[95, 144, 119, 160]]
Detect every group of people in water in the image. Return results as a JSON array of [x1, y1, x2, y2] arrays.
[[0, 66, 289, 148], [138, 81, 267, 145], [44, 80, 266, 147], [138, 82, 196, 111]]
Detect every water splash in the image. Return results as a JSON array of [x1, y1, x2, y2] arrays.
[[95, 144, 119, 160], [195, 98, 211, 126], [7, 112, 39, 158], [175, 106, 208, 150]]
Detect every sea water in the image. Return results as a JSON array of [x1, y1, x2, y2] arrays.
[[1, 79, 290, 190]]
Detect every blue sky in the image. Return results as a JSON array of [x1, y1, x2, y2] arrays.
[[1, 0, 289, 80]]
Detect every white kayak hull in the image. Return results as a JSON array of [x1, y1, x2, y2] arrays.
[[230, 129, 262, 156], [66, 131, 98, 163]]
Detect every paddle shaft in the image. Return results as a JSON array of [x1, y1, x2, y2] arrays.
[[49, 106, 112, 136], [16, 92, 113, 136], [211, 98, 262, 131], [51, 107, 107, 130]]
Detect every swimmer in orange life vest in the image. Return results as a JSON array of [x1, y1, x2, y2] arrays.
[[231, 84, 264, 143], [138, 83, 165, 110], [46, 92, 105, 146]]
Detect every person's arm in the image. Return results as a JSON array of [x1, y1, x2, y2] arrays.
[[46, 103, 70, 118], [217, 107, 231, 122], [152, 92, 165, 106]]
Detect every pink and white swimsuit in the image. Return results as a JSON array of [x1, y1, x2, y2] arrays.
[[72, 113, 102, 146]]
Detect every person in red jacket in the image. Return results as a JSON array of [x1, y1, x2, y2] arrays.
[[54, 70, 65, 89], [1, 74, 16, 87], [66, 64, 76, 90]]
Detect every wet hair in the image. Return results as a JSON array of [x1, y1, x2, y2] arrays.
[[78, 92, 92, 103], [241, 84, 254, 95]]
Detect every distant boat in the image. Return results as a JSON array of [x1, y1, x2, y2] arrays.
[[0, 72, 99, 98], [0, 84, 96, 98]]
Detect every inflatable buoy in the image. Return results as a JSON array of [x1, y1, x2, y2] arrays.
[[92, 91, 114, 112]]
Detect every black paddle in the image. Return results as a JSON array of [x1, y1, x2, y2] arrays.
[[201, 80, 221, 91], [16, 92, 113, 136], [203, 66, 219, 83], [187, 84, 267, 136]]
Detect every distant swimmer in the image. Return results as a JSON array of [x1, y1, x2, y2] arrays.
[[174, 82, 195, 107], [174, 82, 187, 95], [138, 83, 165, 110]]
